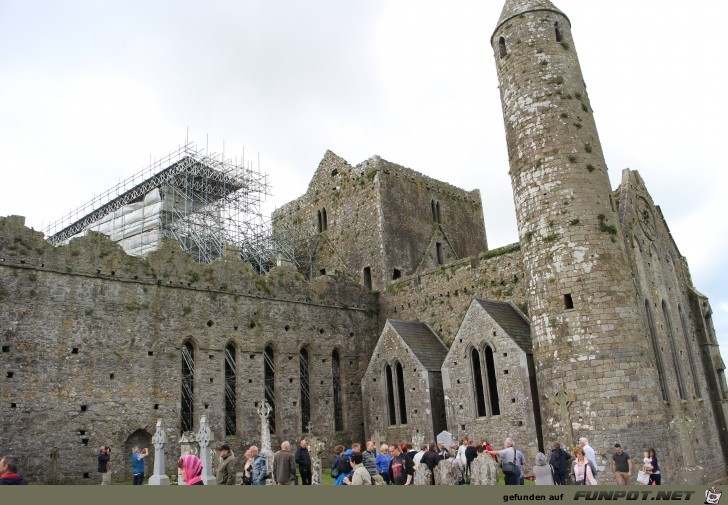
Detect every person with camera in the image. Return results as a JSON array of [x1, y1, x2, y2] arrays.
[[98, 446, 111, 485], [131, 446, 149, 485]]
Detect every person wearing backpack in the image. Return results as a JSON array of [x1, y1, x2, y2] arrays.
[[549, 441, 571, 485]]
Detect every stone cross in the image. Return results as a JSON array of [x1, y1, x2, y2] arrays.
[[669, 414, 696, 467], [196, 413, 217, 485], [148, 418, 171, 485], [257, 401, 272, 454], [307, 424, 325, 486], [552, 384, 577, 449]]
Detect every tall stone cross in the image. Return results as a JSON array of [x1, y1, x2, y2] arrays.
[[551, 384, 577, 449], [196, 413, 217, 485], [306, 422, 324, 486], [257, 401, 273, 454], [148, 418, 171, 485]]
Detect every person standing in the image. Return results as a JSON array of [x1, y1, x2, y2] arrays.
[[532, 452, 555, 485], [295, 439, 312, 485], [486, 438, 519, 486], [361, 441, 378, 478], [131, 446, 149, 485], [612, 443, 632, 485], [376, 443, 391, 484], [344, 452, 372, 485], [422, 443, 443, 485], [98, 446, 111, 485], [388, 444, 414, 485], [0, 455, 28, 485], [646, 448, 660, 485], [249, 446, 267, 485], [216, 444, 236, 485], [579, 437, 598, 482], [549, 441, 571, 485], [571, 447, 597, 485], [178, 454, 204, 485], [273, 441, 296, 485]]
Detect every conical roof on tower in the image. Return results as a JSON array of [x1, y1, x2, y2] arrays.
[[494, 0, 569, 39]]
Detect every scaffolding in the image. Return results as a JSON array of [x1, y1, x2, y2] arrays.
[[44, 142, 287, 271]]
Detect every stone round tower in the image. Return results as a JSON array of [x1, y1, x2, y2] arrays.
[[491, 0, 667, 466]]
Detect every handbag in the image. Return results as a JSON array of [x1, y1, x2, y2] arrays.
[[501, 447, 517, 475], [637, 470, 650, 485]]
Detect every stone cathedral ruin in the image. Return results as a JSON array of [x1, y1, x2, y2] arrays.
[[1, 0, 726, 484]]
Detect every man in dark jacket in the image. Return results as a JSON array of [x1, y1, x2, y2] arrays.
[[549, 441, 572, 485], [295, 439, 312, 485], [273, 441, 297, 485], [388, 444, 414, 485], [216, 444, 237, 485], [0, 455, 28, 485], [422, 443, 443, 485], [98, 446, 111, 485]]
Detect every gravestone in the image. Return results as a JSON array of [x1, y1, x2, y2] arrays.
[[470, 454, 498, 485], [148, 419, 171, 485], [196, 413, 217, 485], [307, 423, 325, 486], [177, 431, 198, 484], [414, 462, 433, 485], [436, 431, 453, 450], [433, 459, 460, 485]]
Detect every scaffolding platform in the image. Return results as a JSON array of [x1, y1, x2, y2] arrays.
[[43, 142, 281, 269]]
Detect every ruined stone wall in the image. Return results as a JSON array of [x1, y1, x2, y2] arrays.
[[618, 170, 728, 481], [441, 301, 538, 474], [362, 323, 442, 444], [380, 245, 526, 347], [272, 152, 487, 292], [0, 216, 379, 483]]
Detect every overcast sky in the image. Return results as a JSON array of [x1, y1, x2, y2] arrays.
[[1, 0, 726, 365]]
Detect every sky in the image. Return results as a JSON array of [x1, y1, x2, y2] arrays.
[[0, 0, 726, 364]]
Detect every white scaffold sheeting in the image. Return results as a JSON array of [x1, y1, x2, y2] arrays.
[[86, 189, 163, 257]]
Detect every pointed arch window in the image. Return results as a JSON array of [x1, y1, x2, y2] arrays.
[[484, 345, 501, 415], [385, 364, 396, 426], [264, 346, 276, 433], [332, 350, 343, 431], [181, 341, 195, 433], [662, 301, 686, 400], [395, 361, 408, 424], [471, 348, 487, 417], [499, 37, 507, 58], [224, 344, 237, 436], [300, 348, 311, 432], [646, 300, 669, 401], [678, 304, 701, 398]]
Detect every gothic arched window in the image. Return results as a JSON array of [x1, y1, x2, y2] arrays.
[[264, 346, 276, 433], [300, 348, 311, 432], [471, 348, 487, 417], [224, 343, 236, 436], [385, 364, 396, 426], [396, 361, 408, 424], [662, 301, 686, 400], [485, 345, 501, 415], [678, 304, 701, 398], [332, 350, 344, 431], [181, 341, 195, 433], [646, 300, 669, 401]]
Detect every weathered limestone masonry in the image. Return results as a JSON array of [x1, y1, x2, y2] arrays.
[[618, 169, 728, 479], [272, 151, 486, 292], [0, 216, 379, 483], [380, 244, 526, 346]]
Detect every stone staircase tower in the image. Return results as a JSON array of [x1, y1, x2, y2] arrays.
[[491, 0, 667, 463]]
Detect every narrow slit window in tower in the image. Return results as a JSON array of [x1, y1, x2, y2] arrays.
[[431, 200, 437, 222], [317, 210, 322, 233], [555, 22, 564, 42], [363, 267, 372, 290], [499, 37, 507, 58], [322, 208, 328, 231], [436, 201, 441, 224], [436, 242, 444, 265], [564, 293, 574, 310], [393, 269, 401, 280]]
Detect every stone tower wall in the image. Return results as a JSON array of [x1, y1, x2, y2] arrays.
[[0, 216, 379, 483], [491, 3, 669, 479]]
